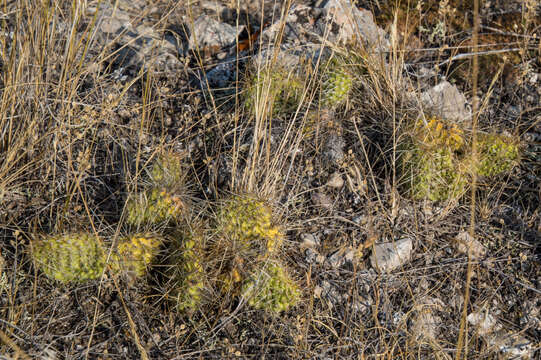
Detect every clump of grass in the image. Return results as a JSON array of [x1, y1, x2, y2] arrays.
[[241, 261, 299, 313], [31, 233, 106, 283]]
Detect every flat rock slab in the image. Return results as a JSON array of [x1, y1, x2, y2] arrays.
[[370, 237, 414, 273], [421, 81, 471, 123]]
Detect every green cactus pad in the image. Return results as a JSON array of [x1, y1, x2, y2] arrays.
[[241, 261, 299, 313], [244, 65, 305, 118], [217, 196, 284, 256], [322, 59, 353, 108], [170, 229, 206, 312], [149, 152, 184, 189], [475, 133, 519, 177], [31, 233, 106, 282], [112, 234, 163, 277], [126, 188, 184, 226]]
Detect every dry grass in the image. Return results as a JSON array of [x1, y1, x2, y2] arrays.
[[0, 0, 539, 358]]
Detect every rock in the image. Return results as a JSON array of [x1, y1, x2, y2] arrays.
[[312, 191, 333, 210], [411, 297, 444, 341], [455, 231, 487, 259], [326, 171, 344, 188], [324, 132, 345, 164], [420, 81, 471, 123], [300, 233, 320, 248], [468, 309, 533, 359], [323, 0, 389, 50], [370, 237, 414, 273], [188, 16, 241, 51]]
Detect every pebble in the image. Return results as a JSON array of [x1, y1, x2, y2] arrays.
[[326, 171, 344, 188], [370, 237, 414, 273]]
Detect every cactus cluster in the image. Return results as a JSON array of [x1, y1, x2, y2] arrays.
[[212, 195, 298, 312], [126, 152, 185, 226], [241, 261, 300, 313], [32, 232, 162, 283], [321, 58, 353, 108], [400, 117, 520, 202], [475, 133, 519, 177], [244, 65, 305, 118]]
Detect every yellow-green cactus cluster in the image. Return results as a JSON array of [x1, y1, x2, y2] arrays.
[[244, 65, 305, 118], [32, 232, 163, 283], [126, 153, 185, 226], [321, 58, 353, 108], [126, 188, 184, 226], [217, 196, 284, 257], [31, 233, 106, 282], [400, 117, 468, 201], [112, 234, 162, 277], [401, 146, 468, 202], [170, 230, 206, 312], [241, 261, 300, 313], [475, 133, 519, 177], [416, 117, 464, 151]]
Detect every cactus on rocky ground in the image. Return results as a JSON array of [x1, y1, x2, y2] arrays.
[[169, 229, 206, 312], [475, 133, 519, 177], [217, 195, 284, 256], [241, 261, 299, 313], [31, 233, 106, 282], [149, 152, 184, 189], [321, 58, 353, 108], [400, 117, 468, 201], [126, 188, 185, 226], [112, 234, 163, 277], [244, 65, 305, 118]]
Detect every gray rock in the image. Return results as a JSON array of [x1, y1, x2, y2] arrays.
[[312, 191, 333, 210], [420, 81, 471, 123], [324, 132, 345, 164], [188, 16, 241, 51], [455, 231, 487, 259], [370, 237, 414, 273], [300, 233, 320, 248], [323, 0, 389, 50], [326, 171, 344, 188], [468, 309, 533, 359]]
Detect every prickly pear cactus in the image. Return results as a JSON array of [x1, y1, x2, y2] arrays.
[[244, 65, 305, 117], [475, 133, 519, 177], [322, 58, 353, 108], [112, 234, 162, 277], [400, 117, 468, 201], [31, 233, 106, 282], [149, 152, 184, 188], [217, 196, 284, 256], [241, 261, 299, 313], [126, 188, 184, 226], [170, 229, 206, 312]]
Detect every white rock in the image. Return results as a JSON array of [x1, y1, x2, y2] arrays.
[[420, 81, 471, 123], [370, 237, 414, 273], [189, 16, 241, 51], [326, 172, 344, 188], [467, 309, 502, 336], [300, 233, 320, 248], [455, 231, 487, 259], [324, 0, 389, 50]]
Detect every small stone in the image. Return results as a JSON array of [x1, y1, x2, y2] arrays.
[[467, 310, 501, 336], [326, 172, 344, 188], [324, 133, 345, 164], [189, 16, 240, 51], [420, 81, 471, 123], [455, 231, 487, 259], [312, 191, 333, 210], [300, 233, 319, 248], [370, 237, 414, 273]]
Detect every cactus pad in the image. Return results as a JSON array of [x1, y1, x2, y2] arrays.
[[126, 188, 184, 226], [241, 261, 299, 313], [475, 133, 519, 177], [112, 234, 162, 277], [31, 233, 106, 282]]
